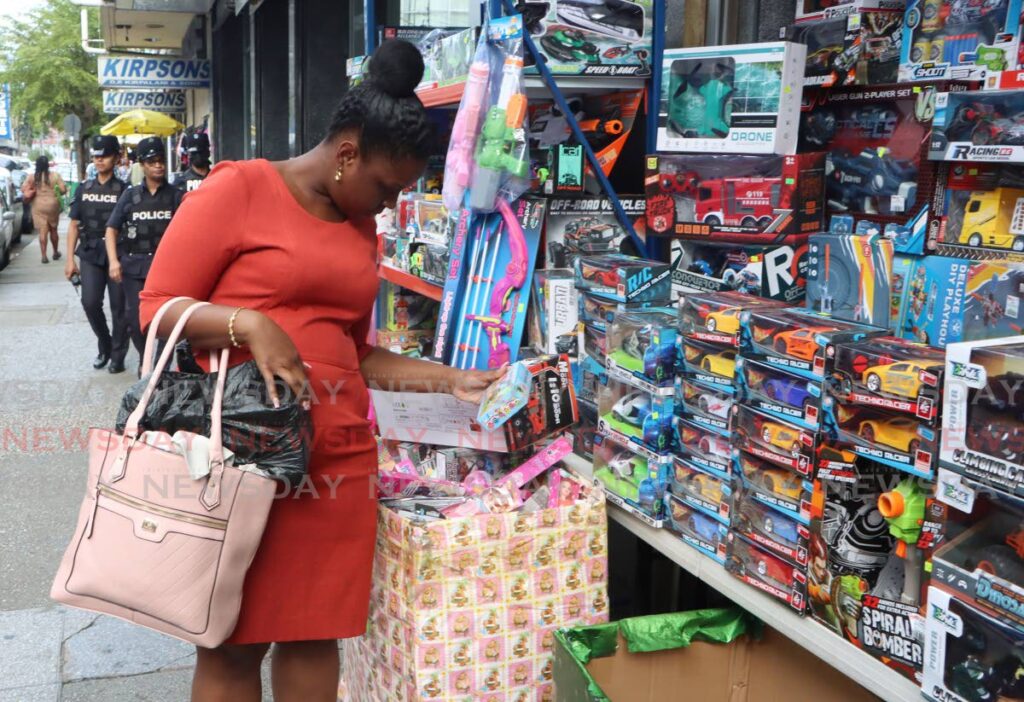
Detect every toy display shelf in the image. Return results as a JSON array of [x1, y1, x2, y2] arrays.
[[378, 264, 444, 302], [563, 453, 922, 702], [417, 75, 648, 108]]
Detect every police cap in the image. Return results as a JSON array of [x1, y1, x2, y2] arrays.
[[136, 136, 166, 162], [184, 132, 210, 154], [90, 135, 120, 157]]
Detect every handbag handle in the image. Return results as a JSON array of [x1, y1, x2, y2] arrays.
[[141, 295, 194, 377]]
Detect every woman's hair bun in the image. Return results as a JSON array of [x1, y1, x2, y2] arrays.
[[366, 39, 424, 99]]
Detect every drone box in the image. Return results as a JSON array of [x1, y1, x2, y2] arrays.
[[544, 196, 647, 269], [726, 533, 808, 612], [785, 11, 904, 87], [899, 0, 1022, 83], [574, 253, 672, 304], [605, 307, 679, 389], [736, 357, 824, 431], [732, 487, 810, 567], [593, 431, 670, 525], [805, 232, 894, 328], [669, 458, 733, 525], [733, 405, 818, 482], [673, 416, 733, 481], [644, 153, 826, 244], [795, 0, 906, 23], [828, 336, 945, 425], [665, 492, 729, 563], [596, 377, 674, 454], [931, 90, 1024, 163], [669, 240, 810, 303], [522, 0, 654, 77], [676, 377, 733, 437], [657, 42, 807, 156], [923, 588, 1024, 702], [932, 469, 1024, 630], [941, 336, 1024, 499]]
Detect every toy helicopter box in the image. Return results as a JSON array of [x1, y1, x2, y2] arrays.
[[522, 0, 654, 77], [544, 196, 646, 269], [669, 240, 810, 303], [785, 10, 904, 87], [930, 90, 1024, 163], [657, 42, 807, 156]]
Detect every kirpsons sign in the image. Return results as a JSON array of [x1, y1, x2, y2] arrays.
[[97, 57, 211, 88], [102, 90, 186, 114]]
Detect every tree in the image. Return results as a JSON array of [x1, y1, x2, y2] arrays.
[[0, 0, 103, 178]]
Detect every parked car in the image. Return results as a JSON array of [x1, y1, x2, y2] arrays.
[[0, 185, 19, 269], [0, 167, 25, 243]]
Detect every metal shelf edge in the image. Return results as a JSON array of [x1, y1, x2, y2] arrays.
[[416, 75, 647, 108], [377, 265, 444, 301]]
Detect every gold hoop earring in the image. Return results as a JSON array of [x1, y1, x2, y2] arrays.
[[334, 166, 344, 182]]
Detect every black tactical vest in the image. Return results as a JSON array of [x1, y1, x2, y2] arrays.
[[174, 168, 206, 193], [121, 184, 180, 255], [78, 177, 126, 240]]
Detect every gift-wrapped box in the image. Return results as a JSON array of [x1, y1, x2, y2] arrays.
[[343, 483, 608, 701]]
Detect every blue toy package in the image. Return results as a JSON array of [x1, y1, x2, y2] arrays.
[[890, 253, 914, 331], [593, 431, 670, 525], [476, 360, 532, 431], [577, 290, 654, 332], [575, 354, 607, 405], [669, 459, 732, 525], [731, 488, 809, 568], [574, 253, 673, 304], [806, 232, 894, 328], [666, 492, 729, 563], [605, 307, 679, 389], [736, 357, 823, 431], [597, 377, 675, 454]]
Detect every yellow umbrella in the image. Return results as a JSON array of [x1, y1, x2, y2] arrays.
[[100, 109, 184, 137]]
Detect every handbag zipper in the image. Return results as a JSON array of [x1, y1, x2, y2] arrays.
[[97, 484, 228, 531]]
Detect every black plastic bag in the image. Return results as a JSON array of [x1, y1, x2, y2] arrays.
[[116, 350, 312, 487]]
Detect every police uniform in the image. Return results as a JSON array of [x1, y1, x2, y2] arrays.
[[70, 135, 129, 369], [106, 137, 184, 360], [173, 132, 211, 193]]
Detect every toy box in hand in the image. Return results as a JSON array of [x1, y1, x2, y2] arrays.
[[574, 253, 672, 303], [679, 290, 791, 348], [795, 0, 906, 23], [930, 90, 1024, 163], [529, 270, 578, 355], [605, 308, 678, 389], [900, 0, 1021, 82], [657, 42, 807, 156], [828, 336, 945, 424], [593, 431, 669, 525], [785, 11, 904, 86], [733, 443, 814, 522], [666, 492, 728, 563], [932, 469, 1024, 630], [670, 458, 732, 525], [923, 588, 1024, 702], [644, 153, 826, 244], [679, 336, 738, 393], [732, 485, 810, 567], [669, 240, 810, 303], [806, 231, 894, 327], [597, 377, 674, 453], [740, 307, 884, 381], [544, 196, 646, 268], [521, 0, 653, 77], [928, 162, 1024, 257], [733, 405, 817, 481], [737, 357, 823, 431], [726, 533, 807, 612], [674, 416, 732, 481], [808, 454, 944, 681], [677, 378, 734, 436], [941, 336, 1024, 499]]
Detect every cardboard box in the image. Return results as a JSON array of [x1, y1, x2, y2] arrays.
[[529, 270, 578, 355], [669, 240, 810, 303], [544, 196, 647, 269], [805, 232, 894, 327], [785, 11, 904, 86], [931, 89, 1024, 163], [574, 253, 673, 304], [929, 161, 1024, 258], [795, 0, 905, 23]]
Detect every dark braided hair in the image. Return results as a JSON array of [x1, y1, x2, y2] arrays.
[[326, 40, 433, 162]]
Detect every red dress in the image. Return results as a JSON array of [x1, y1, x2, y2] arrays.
[[139, 159, 380, 643]]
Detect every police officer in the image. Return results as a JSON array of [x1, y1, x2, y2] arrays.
[[64, 134, 129, 372], [173, 132, 211, 192], [105, 136, 184, 370]]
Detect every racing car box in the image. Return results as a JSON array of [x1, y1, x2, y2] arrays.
[[930, 89, 1024, 163], [669, 240, 810, 304]]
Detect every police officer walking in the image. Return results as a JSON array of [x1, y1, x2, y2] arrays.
[[173, 132, 211, 192], [105, 136, 184, 370], [64, 135, 129, 372]]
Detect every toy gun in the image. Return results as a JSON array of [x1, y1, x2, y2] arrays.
[[469, 56, 530, 211], [878, 478, 927, 606], [443, 61, 490, 212]]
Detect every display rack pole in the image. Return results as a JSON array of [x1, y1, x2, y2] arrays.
[[364, 0, 376, 54], [647, 0, 664, 155]]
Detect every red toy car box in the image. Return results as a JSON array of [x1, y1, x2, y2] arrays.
[[673, 416, 732, 481], [726, 533, 808, 612]]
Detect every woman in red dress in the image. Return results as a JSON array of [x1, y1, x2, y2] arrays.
[[138, 41, 502, 701]]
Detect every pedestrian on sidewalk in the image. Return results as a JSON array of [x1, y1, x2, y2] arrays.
[[173, 132, 212, 192], [105, 137, 183, 372], [64, 135, 130, 373], [138, 39, 502, 701], [25, 155, 67, 263]]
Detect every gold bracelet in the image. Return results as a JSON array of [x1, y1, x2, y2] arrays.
[[228, 307, 246, 348]]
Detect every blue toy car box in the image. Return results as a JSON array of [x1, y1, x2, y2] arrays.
[[605, 307, 679, 389], [665, 492, 728, 563]]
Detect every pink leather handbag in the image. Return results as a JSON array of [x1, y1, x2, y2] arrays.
[[51, 299, 277, 648]]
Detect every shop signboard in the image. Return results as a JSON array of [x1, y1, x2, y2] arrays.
[[97, 57, 211, 89], [0, 84, 11, 141], [102, 90, 186, 115]]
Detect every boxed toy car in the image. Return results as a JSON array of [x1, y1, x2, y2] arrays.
[[726, 533, 808, 612], [929, 161, 1024, 257], [670, 458, 732, 525], [732, 486, 811, 567], [734, 447, 814, 523], [544, 196, 647, 268], [657, 42, 807, 156], [521, 0, 653, 77], [597, 377, 674, 454], [733, 405, 817, 478], [576, 354, 606, 406], [923, 588, 1024, 702], [737, 357, 823, 431], [644, 153, 826, 244], [740, 307, 884, 381], [828, 336, 945, 424], [381, 286, 439, 332], [577, 290, 654, 332], [678, 290, 791, 348], [676, 377, 734, 436], [941, 336, 1024, 498], [665, 492, 729, 563], [805, 231, 894, 327], [931, 89, 1024, 163], [481, 355, 580, 451], [679, 336, 738, 393], [795, 0, 906, 23], [932, 469, 1024, 629], [605, 308, 679, 389], [529, 269, 578, 355], [809, 455, 944, 681], [593, 431, 670, 525], [581, 323, 608, 365], [674, 416, 732, 481], [899, 0, 1021, 82], [669, 240, 810, 303], [785, 11, 904, 86], [574, 253, 672, 304]]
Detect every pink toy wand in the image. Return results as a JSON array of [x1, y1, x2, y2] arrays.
[[443, 61, 490, 212]]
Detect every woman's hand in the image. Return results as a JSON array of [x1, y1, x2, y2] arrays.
[[236, 311, 309, 409], [108, 261, 122, 283], [451, 365, 508, 404]]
